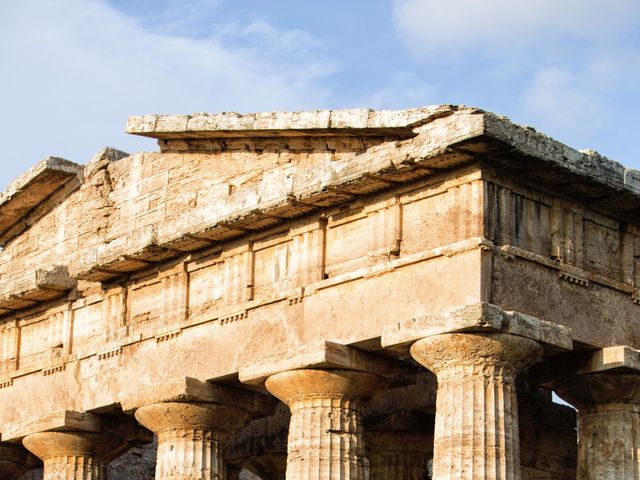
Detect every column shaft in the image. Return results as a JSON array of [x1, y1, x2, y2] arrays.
[[265, 369, 386, 480], [287, 395, 364, 480], [410, 333, 542, 480], [577, 404, 640, 479], [156, 428, 223, 479], [135, 402, 251, 480], [433, 364, 520, 479], [555, 372, 640, 480], [367, 431, 432, 480], [41, 455, 104, 480]]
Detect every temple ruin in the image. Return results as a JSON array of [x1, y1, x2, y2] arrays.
[[1, 105, 638, 479]]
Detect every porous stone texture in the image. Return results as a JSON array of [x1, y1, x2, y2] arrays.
[[411, 333, 543, 480], [22, 431, 129, 480], [6, 105, 640, 478], [366, 431, 432, 480], [555, 373, 640, 479], [265, 369, 386, 480], [135, 402, 251, 480]]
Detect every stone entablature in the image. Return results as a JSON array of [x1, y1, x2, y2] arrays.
[[1, 106, 640, 479]]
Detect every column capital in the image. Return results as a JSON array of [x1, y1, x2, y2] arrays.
[[22, 431, 129, 462], [135, 401, 251, 437], [410, 332, 543, 377], [23, 430, 132, 480], [135, 384, 273, 480], [265, 369, 387, 406], [548, 347, 640, 480], [265, 368, 387, 480]]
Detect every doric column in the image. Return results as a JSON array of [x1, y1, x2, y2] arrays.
[[265, 368, 387, 480], [22, 431, 129, 480], [410, 332, 542, 480], [366, 430, 433, 480], [555, 372, 640, 479], [0, 442, 39, 480], [135, 401, 251, 480]]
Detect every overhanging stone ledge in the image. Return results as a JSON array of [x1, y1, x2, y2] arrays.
[[0, 157, 84, 247], [528, 345, 640, 386], [0, 265, 76, 316], [380, 302, 573, 353], [239, 341, 417, 387], [1, 411, 102, 443], [120, 376, 276, 418], [125, 105, 462, 139]]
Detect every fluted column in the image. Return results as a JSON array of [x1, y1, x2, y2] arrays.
[[0, 442, 38, 480], [555, 372, 640, 479], [22, 431, 128, 480], [265, 369, 386, 480], [410, 332, 542, 480], [367, 431, 433, 480], [135, 402, 251, 480]]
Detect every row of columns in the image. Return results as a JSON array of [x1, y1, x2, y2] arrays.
[[3, 331, 640, 479]]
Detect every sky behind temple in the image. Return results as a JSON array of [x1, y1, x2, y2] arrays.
[[1, 0, 639, 191]]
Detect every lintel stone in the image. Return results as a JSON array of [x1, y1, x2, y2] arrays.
[[2, 411, 102, 443], [529, 345, 640, 385], [381, 302, 573, 352], [239, 341, 416, 387], [121, 376, 276, 418]]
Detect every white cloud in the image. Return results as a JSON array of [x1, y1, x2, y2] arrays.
[[390, 0, 640, 158], [392, 0, 640, 55], [521, 51, 640, 146], [0, 0, 335, 188]]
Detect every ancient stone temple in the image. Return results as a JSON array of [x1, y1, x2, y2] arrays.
[[0, 105, 638, 480]]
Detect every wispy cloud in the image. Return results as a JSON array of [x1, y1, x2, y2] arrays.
[[390, 0, 640, 157], [0, 0, 334, 186]]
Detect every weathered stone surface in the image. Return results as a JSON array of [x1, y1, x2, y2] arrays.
[[411, 333, 543, 480], [266, 369, 386, 480], [0, 157, 83, 247], [22, 431, 130, 480], [548, 346, 640, 480], [3, 105, 640, 478], [136, 402, 250, 480]]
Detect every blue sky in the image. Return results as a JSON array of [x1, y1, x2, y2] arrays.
[[1, 0, 639, 191]]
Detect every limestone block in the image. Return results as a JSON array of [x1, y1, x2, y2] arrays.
[[381, 302, 573, 352], [411, 333, 543, 480], [266, 369, 387, 480], [239, 340, 416, 387]]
